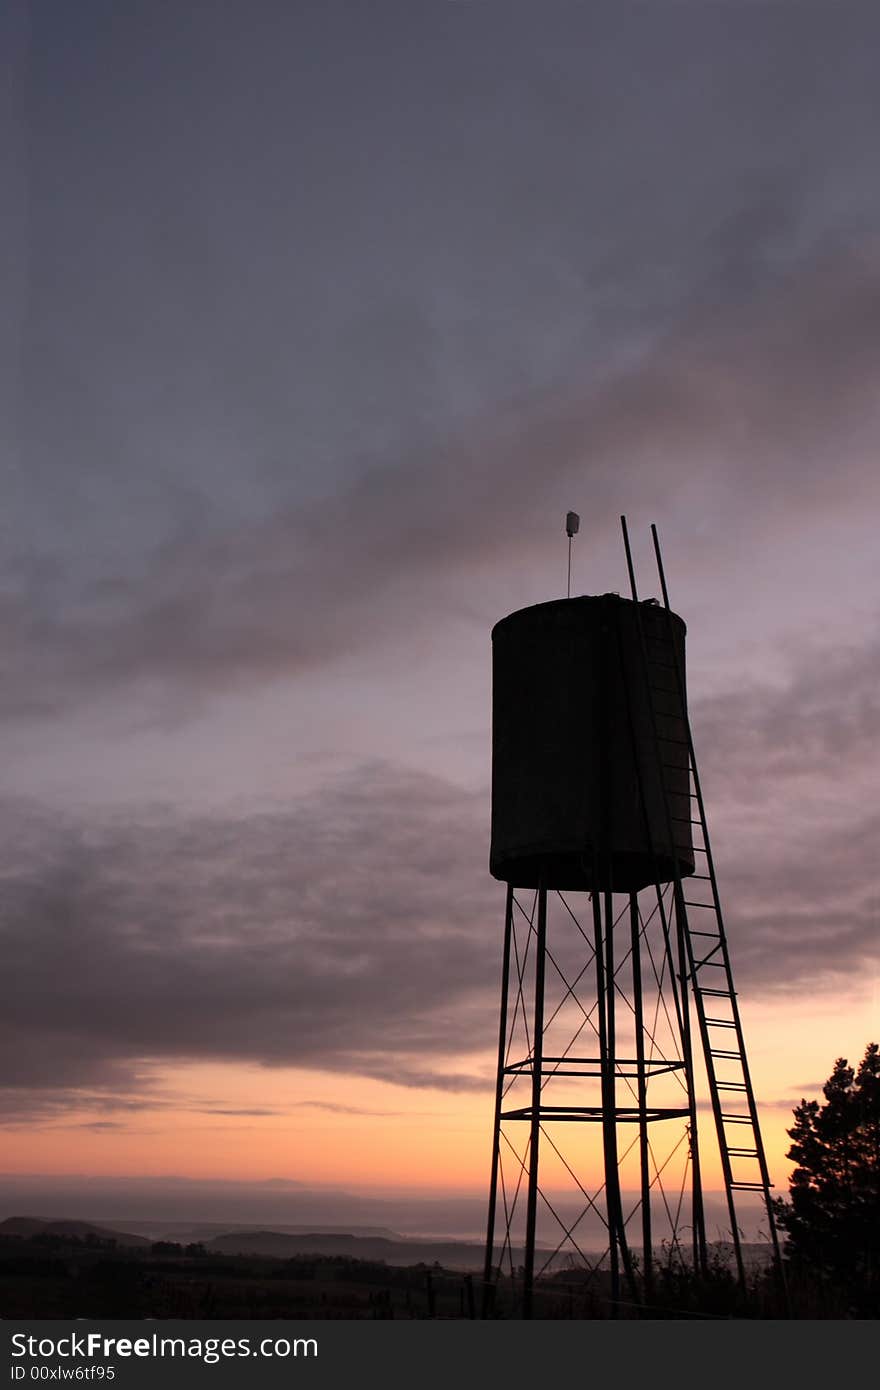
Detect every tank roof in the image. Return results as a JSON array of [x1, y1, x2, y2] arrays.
[[491, 592, 685, 641]]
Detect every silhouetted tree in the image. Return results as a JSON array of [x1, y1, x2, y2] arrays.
[[773, 1042, 879, 1313]]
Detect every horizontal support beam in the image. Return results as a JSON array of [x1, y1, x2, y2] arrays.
[[500, 1106, 691, 1123], [503, 1057, 685, 1078]]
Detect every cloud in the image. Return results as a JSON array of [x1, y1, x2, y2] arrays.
[[5, 240, 880, 724], [0, 1080, 172, 1127], [198, 1107, 283, 1118], [686, 628, 879, 992], [293, 1101, 405, 1118], [2, 648, 877, 1124], [0, 764, 501, 1121], [693, 625, 880, 791]]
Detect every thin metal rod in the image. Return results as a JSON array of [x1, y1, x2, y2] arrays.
[[621, 514, 639, 601], [651, 521, 784, 1296], [522, 883, 547, 1319], [630, 891, 652, 1296], [483, 883, 514, 1316], [605, 886, 638, 1306], [672, 878, 708, 1277], [590, 887, 614, 1300], [620, 514, 707, 1276], [649, 523, 671, 609], [604, 888, 620, 1312], [590, 884, 636, 1312]]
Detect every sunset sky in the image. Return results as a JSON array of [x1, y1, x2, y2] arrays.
[[2, 2, 878, 1236]]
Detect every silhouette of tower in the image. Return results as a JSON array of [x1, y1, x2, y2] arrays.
[[482, 519, 782, 1318]]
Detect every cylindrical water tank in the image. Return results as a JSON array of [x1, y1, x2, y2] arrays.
[[490, 594, 695, 892]]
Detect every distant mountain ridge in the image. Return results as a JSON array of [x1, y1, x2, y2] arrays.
[[120, 1220, 403, 1243], [0, 1217, 149, 1247], [0, 1215, 494, 1267], [0, 1215, 771, 1275], [206, 1228, 521, 1269]]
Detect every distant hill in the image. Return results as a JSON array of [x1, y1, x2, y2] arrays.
[[206, 1228, 555, 1270], [0, 1217, 149, 1248], [119, 1220, 402, 1244], [206, 1229, 774, 1273]]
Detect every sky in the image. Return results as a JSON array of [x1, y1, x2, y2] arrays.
[[2, 1, 878, 1239]]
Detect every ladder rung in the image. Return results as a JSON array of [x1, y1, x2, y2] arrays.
[[716, 1082, 749, 1092], [683, 900, 716, 909], [727, 1147, 759, 1157], [696, 986, 733, 997], [720, 1114, 753, 1124], [729, 1182, 770, 1191], [705, 1018, 737, 1029], [689, 929, 720, 938], [710, 1049, 741, 1059], [692, 958, 725, 970], [670, 816, 703, 827]]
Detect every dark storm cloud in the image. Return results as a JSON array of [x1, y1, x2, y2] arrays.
[[7, 3, 880, 721], [2, 686, 877, 1121], [0, 764, 500, 1121], [3, 3, 879, 1127], [5, 243, 880, 723], [702, 813, 877, 999], [694, 623, 880, 790], [690, 629, 879, 991]]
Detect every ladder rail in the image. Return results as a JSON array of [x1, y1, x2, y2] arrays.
[[648, 522, 786, 1288]]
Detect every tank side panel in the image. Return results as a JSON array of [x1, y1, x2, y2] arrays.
[[490, 603, 600, 883], [489, 597, 694, 890], [644, 603, 693, 873], [610, 603, 694, 878]]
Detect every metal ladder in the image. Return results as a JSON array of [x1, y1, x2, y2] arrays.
[[624, 519, 784, 1293]]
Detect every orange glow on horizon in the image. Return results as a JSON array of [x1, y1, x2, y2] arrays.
[[2, 983, 875, 1204]]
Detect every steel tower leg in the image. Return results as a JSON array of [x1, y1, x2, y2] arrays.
[[590, 885, 639, 1313], [672, 880, 708, 1276], [482, 883, 514, 1317], [630, 890, 653, 1296], [522, 884, 547, 1319]]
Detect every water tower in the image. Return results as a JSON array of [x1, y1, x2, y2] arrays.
[[482, 518, 782, 1317]]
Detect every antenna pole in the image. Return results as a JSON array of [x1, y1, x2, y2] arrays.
[[564, 511, 579, 598]]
